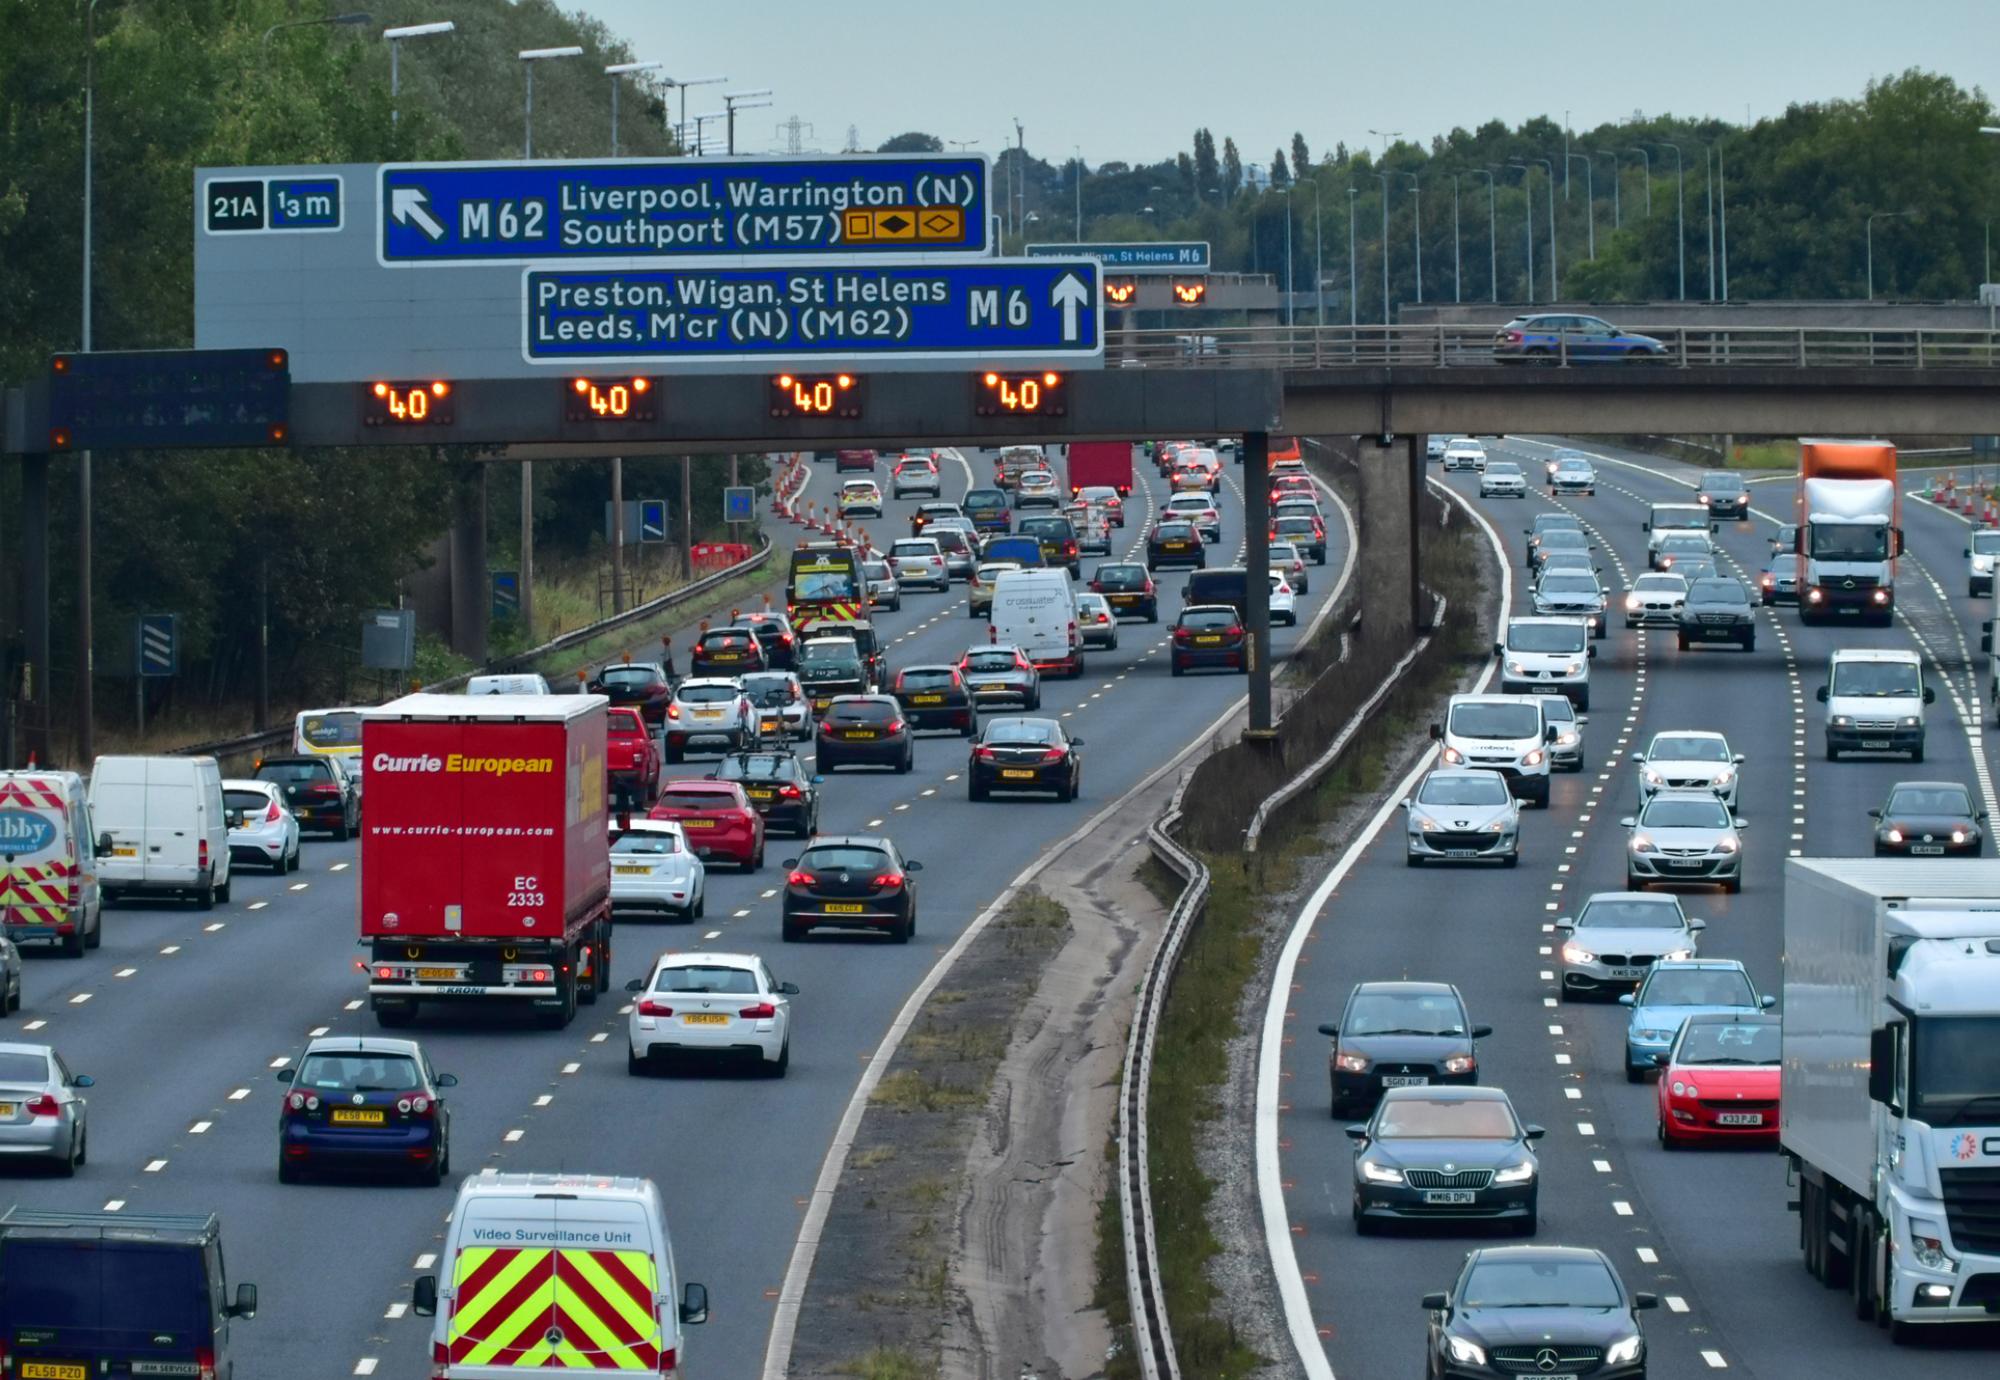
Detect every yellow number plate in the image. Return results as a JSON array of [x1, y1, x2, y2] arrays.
[[22, 1364, 87, 1380], [416, 967, 458, 980], [845, 730, 879, 739], [1163, 542, 1188, 551], [330, 1108, 386, 1125], [823, 902, 865, 913], [746, 789, 775, 800], [682, 1013, 729, 1026], [680, 819, 716, 829], [693, 710, 723, 719], [112, 847, 137, 857], [1001, 769, 1037, 780], [1195, 635, 1222, 645], [0, 1103, 14, 1116], [614, 865, 651, 875], [909, 694, 944, 705]]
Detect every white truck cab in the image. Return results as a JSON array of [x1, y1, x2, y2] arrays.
[[1495, 616, 1596, 709], [414, 1172, 707, 1377], [1643, 502, 1717, 569], [1817, 648, 1932, 761], [1431, 692, 1554, 808]]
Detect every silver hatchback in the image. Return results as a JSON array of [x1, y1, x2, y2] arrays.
[[1555, 892, 1705, 1000], [0, 1042, 92, 1174], [1403, 768, 1520, 866], [1623, 790, 1747, 893]]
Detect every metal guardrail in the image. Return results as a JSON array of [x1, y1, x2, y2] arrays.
[[1124, 772, 1203, 1380], [171, 533, 775, 762], [1116, 324, 2000, 370], [1245, 592, 1447, 851]]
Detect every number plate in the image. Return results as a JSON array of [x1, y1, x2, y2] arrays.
[[1861, 740, 1890, 750], [112, 847, 137, 857], [910, 694, 944, 705], [845, 730, 879, 739], [1715, 1112, 1764, 1126], [416, 967, 459, 980], [0, 1102, 14, 1116], [746, 789, 775, 801], [682, 1013, 729, 1026], [1910, 844, 1945, 855], [680, 819, 716, 829], [21, 1364, 87, 1380], [693, 709, 723, 719], [1195, 635, 1222, 645], [1422, 1189, 1477, 1205], [330, 1108, 385, 1125], [822, 902, 865, 913], [1444, 849, 1480, 858], [1607, 967, 1644, 981], [1380, 1075, 1429, 1087], [614, 865, 651, 875], [1703, 627, 1734, 638], [1001, 769, 1037, 780]]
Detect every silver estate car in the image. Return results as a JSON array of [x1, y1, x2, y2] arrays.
[[1555, 892, 1705, 1001], [0, 1042, 93, 1174], [1403, 768, 1521, 867], [1622, 790, 1747, 893]]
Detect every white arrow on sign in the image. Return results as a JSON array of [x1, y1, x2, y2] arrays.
[[1051, 273, 1091, 343], [390, 186, 445, 241]]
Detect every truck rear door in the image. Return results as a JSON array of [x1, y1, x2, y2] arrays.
[[0, 1237, 211, 1378], [143, 763, 196, 887], [0, 777, 74, 941]]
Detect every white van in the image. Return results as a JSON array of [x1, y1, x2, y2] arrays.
[[1430, 693, 1553, 807], [0, 768, 104, 956], [1817, 647, 1932, 761], [1496, 616, 1596, 708], [1643, 503, 1715, 569], [990, 568, 1084, 678], [414, 1173, 708, 1377], [466, 673, 552, 696], [88, 755, 232, 908]]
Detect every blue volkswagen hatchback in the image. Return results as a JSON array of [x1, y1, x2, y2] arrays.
[[276, 1037, 456, 1184], [1619, 959, 1774, 1082]]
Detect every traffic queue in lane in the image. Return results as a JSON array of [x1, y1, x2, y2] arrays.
[[0, 440, 1350, 1380], [1280, 434, 2000, 1380]]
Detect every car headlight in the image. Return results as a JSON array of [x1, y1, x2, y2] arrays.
[[1358, 1158, 1404, 1184], [1561, 942, 1597, 964], [1910, 1220, 1957, 1273], [1643, 769, 1664, 786], [1953, 829, 1968, 844], [1716, 837, 1739, 853], [1557, 731, 1579, 746], [1713, 769, 1735, 787], [1671, 1079, 1699, 1097], [1335, 1051, 1370, 1074], [1441, 746, 1463, 764], [1506, 660, 1527, 675], [1443, 1054, 1476, 1074], [1630, 834, 1655, 853], [1483, 818, 1511, 833], [1625, 593, 1643, 610], [1411, 814, 1440, 832], [1445, 1336, 1487, 1367], [1636, 1028, 1672, 1042], [1831, 715, 1852, 727], [1886, 827, 1904, 843], [1523, 749, 1545, 767], [1901, 716, 1921, 728], [1493, 1159, 1536, 1184], [1605, 1334, 1644, 1366]]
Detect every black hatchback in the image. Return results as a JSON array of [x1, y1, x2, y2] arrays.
[[967, 716, 1082, 802], [815, 694, 914, 772], [1698, 469, 1751, 520], [1090, 562, 1159, 622], [781, 836, 923, 942], [711, 750, 821, 837], [1318, 981, 1491, 1116], [1870, 780, 1986, 856], [1147, 520, 1206, 570], [890, 665, 979, 736], [252, 756, 357, 840]]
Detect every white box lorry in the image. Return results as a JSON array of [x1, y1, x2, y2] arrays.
[[1781, 858, 2000, 1337]]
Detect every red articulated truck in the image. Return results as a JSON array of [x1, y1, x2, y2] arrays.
[[1064, 441, 1135, 497], [359, 694, 611, 1030]]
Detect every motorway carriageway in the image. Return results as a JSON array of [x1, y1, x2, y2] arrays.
[[2, 445, 1350, 1380], [1268, 436, 2000, 1379]]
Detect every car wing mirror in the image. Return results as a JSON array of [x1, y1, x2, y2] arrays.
[[436, 1073, 459, 1088], [625, 978, 646, 992], [1688, 918, 1707, 931], [1428, 724, 1442, 740], [1923, 687, 1936, 704], [72, 1073, 94, 1088], [1618, 993, 1636, 1006], [230, 1283, 258, 1320], [1554, 920, 1574, 932], [1867, 808, 1881, 818], [1619, 816, 1637, 828], [1343, 1124, 1370, 1141], [1470, 1024, 1493, 1040], [1816, 686, 1829, 702], [96, 833, 113, 855], [1587, 646, 1597, 660], [412, 1275, 437, 1317], [680, 1282, 710, 1326], [1634, 1292, 1659, 1311], [1761, 995, 1778, 1008], [1316, 1023, 1339, 1037], [1524, 1124, 1546, 1140], [1652, 1051, 1670, 1066], [781, 858, 799, 869], [275, 1068, 294, 1083], [1734, 818, 1749, 830], [1421, 1291, 1449, 1312], [1629, 751, 1644, 762], [905, 860, 923, 871], [778, 981, 801, 996]]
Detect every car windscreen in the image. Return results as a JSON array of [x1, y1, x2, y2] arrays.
[[1537, 697, 1576, 724], [676, 683, 740, 703], [862, 562, 891, 579], [1975, 532, 2000, 555], [1886, 786, 1973, 815], [1659, 534, 1710, 553], [982, 720, 1060, 746], [1654, 508, 1711, 530], [897, 669, 958, 691], [1640, 968, 1756, 1007], [1538, 530, 1588, 550], [827, 700, 897, 723], [1641, 798, 1731, 828], [1678, 1020, 1781, 1064], [1416, 775, 1510, 807], [298, 1052, 422, 1092], [1508, 623, 1585, 652], [1633, 576, 1686, 593], [964, 491, 1007, 510], [255, 761, 332, 784], [792, 567, 860, 600], [656, 788, 734, 811], [1538, 575, 1599, 595], [1374, 1097, 1516, 1139], [1700, 475, 1745, 494], [716, 754, 798, 781], [1556, 460, 1592, 473], [1020, 519, 1072, 537], [1461, 1258, 1622, 1309], [1449, 703, 1541, 739], [598, 666, 661, 687], [1273, 517, 1318, 533], [1831, 661, 1920, 697], [1, 1241, 205, 1332], [1344, 990, 1467, 1037], [1095, 565, 1148, 589], [963, 650, 1023, 673], [1576, 898, 1685, 929], [741, 675, 797, 704], [1180, 608, 1239, 630], [1155, 523, 1197, 540], [655, 964, 759, 995], [1687, 579, 1748, 604], [1650, 735, 1729, 762], [0, 1052, 50, 1082], [1485, 463, 1522, 476], [300, 711, 363, 748], [612, 830, 682, 855], [1534, 516, 1581, 533], [607, 711, 647, 735], [799, 846, 890, 872], [932, 530, 971, 553], [224, 789, 271, 814]]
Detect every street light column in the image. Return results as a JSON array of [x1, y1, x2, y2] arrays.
[[1404, 174, 1423, 304], [1451, 174, 1461, 303], [1566, 153, 1594, 258], [1283, 185, 1294, 327], [1472, 168, 1496, 303], [1314, 178, 1325, 326], [383, 21, 455, 129], [1507, 165, 1534, 304], [519, 47, 584, 160], [604, 60, 662, 158], [1372, 172, 1391, 324], [1347, 187, 1359, 328], [1627, 147, 1652, 216], [1655, 141, 1685, 300], [1596, 150, 1620, 229]]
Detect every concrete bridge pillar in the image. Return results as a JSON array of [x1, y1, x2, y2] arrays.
[[1355, 437, 1421, 644]]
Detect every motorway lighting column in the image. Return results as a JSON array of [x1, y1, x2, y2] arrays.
[[1371, 172, 1390, 323], [724, 89, 773, 156], [520, 46, 583, 159], [1866, 210, 1911, 300], [1654, 141, 1685, 299], [663, 76, 727, 152], [1347, 187, 1359, 328], [1404, 173, 1422, 304], [605, 60, 662, 157], [1472, 169, 1496, 302], [1626, 146, 1652, 216], [384, 20, 453, 127], [1596, 150, 1620, 229], [1565, 153, 1594, 258]]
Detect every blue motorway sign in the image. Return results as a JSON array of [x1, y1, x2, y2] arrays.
[[520, 259, 1102, 367], [380, 155, 989, 265], [137, 614, 178, 678], [1025, 241, 1210, 274]]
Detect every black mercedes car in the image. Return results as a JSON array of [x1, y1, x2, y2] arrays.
[[1318, 981, 1492, 1116], [1424, 1246, 1656, 1379], [710, 750, 820, 837], [780, 835, 922, 942], [814, 694, 914, 773], [967, 716, 1082, 802], [1870, 779, 1986, 856], [1146, 519, 1206, 570], [1347, 1087, 1541, 1234], [1676, 576, 1756, 652], [889, 665, 979, 736], [1697, 469, 1751, 520]]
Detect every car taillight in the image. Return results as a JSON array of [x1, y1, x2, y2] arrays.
[[198, 838, 209, 871], [739, 1002, 778, 1019], [667, 701, 681, 719], [266, 800, 283, 822], [1173, 628, 1191, 642], [25, 1094, 59, 1117], [288, 1092, 305, 1110], [1144, 580, 1155, 593], [779, 783, 803, 799], [975, 745, 998, 759], [1015, 654, 1031, 671], [1225, 625, 1243, 637], [787, 870, 814, 886], [1040, 747, 1066, 763], [873, 873, 905, 888], [1506, 330, 1523, 342], [637, 999, 675, 1016], [886, 720, 906, 735], [307, 782, 340, 797], [197, 1347, 217, 1380], [658, 1347, 678, 1378]]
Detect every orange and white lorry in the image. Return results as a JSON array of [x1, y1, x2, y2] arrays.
[[1797, 439, 1901, 625]]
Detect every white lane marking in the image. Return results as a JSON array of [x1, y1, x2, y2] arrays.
[[345, 999, 364, 1011], [309, 1026, 329, 1038], [562, 1063, 581, 1075], [1702, 1351, 1728, 1368], [270, 1056, 291, 1068], [103, 1199, 125, 1211], [114, 967, 136, 977], [385, 1303, 408, 1319], [144, 1159, 167, 1172], [703, 930, 722, 940], [1667, 1296, 1690, 1313], [1577, 1122, 1596, 1135], [289, 882, 309, 892], [246, 901, 268, 911], [68, 993, 91, 1005], [354, 1360, 379, 1376], [415, 1253, 437, 1269], [1636, 1247, 1658, 1263], [1564, 1087, 1582, 1099], [589, 1033, 608, 1043], [205, 922, 226, 931], [504, 1129, 524, 1142], [229, 1088, 251, 1100], [1593, 1159, 1613, 1173], [1612, 1200, 1634, 1216], [760, 888, 778, 898], [866, 818, 884, 828], [1554, 1053, 1572, 1065], [160, 945, 180, 954], [190, 1121, 212, 1134], [534, 1094, 553, 1107], [330, 862, 349, 871], [733, 908, 751, 918]]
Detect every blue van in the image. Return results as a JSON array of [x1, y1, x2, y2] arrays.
[[980, 534, 1045, 568]]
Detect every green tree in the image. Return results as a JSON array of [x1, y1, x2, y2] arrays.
[[1270, 149, 1290, 188], [1221, 137, 1242, 198], [1193, 129, 1218, 194], [1291, 132, 1311, 180], [877, 131, 943, 153]]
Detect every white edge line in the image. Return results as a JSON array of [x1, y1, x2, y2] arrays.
[[761, 463, 1358, 1380], [1253, 476, 1507, 1380]]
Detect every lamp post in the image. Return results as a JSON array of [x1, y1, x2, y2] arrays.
[[1513, 159, 1555, 300], [1450, 174, 1461, 303], [1073, 145, 1083, 240], [1565, 152, 1594, 258], [604, 60, 661, 156], [723, 90, 773, 156], [1283, 184, 1294, 326], [1506, 164, 1534, 304], [1866, 210, 1911, 300], [519, 47, 583, 159], [383, 21, 453, 128], [662, 75, 726, 152], [1403, 173, 1422, 304], [1347, 186, 1359, 328], [685, 111, 726, 155], [1596, 150, 1620, 228], [1313, 177, 1325, 325], [1698, 141, 1715, 300], [79, 0, 102, 761], [262, 11, 370, 50], [1372, 171, 1390, 324], [1719, 143, 1730, 300], [1368, 129, 1401, 155], [1653, 141, 1685, 299], [1471, 168, 1496, 302], [1626, 146, 1652, 216]]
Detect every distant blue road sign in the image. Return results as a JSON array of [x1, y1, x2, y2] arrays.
[[522, 259, 1101, 366], [379, 155, 990, 266], [491, 571, 520, 620], [137, 614, 177, 678], [723, 487, 756, 523], [1026, 241, 1210, 274], [640, 499, 667, 542]]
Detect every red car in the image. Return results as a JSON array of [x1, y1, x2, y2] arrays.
[[1655, 1011, 1781, 1149], [605, 706, 661, 807], [649, 779, 765, 871]]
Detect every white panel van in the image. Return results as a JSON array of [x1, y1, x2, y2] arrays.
[[88, 756, 231, 908]]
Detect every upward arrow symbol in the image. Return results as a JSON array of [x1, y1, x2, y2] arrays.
[[1051, 273, 1091, 343]]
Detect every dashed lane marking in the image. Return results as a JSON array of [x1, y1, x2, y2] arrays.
[[190, 1121, 212, 1134], [144, 1159, 167, 1172], [229, 1088, 251, 1100]]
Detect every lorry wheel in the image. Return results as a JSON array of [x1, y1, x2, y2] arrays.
[[541, 971, 577, 1029], [596, 931, 612, 993], [60, 925, 84, 958], [1910, 742, 1925, 763]]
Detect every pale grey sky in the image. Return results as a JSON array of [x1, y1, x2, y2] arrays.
[[580, 0, 1991, 163]]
